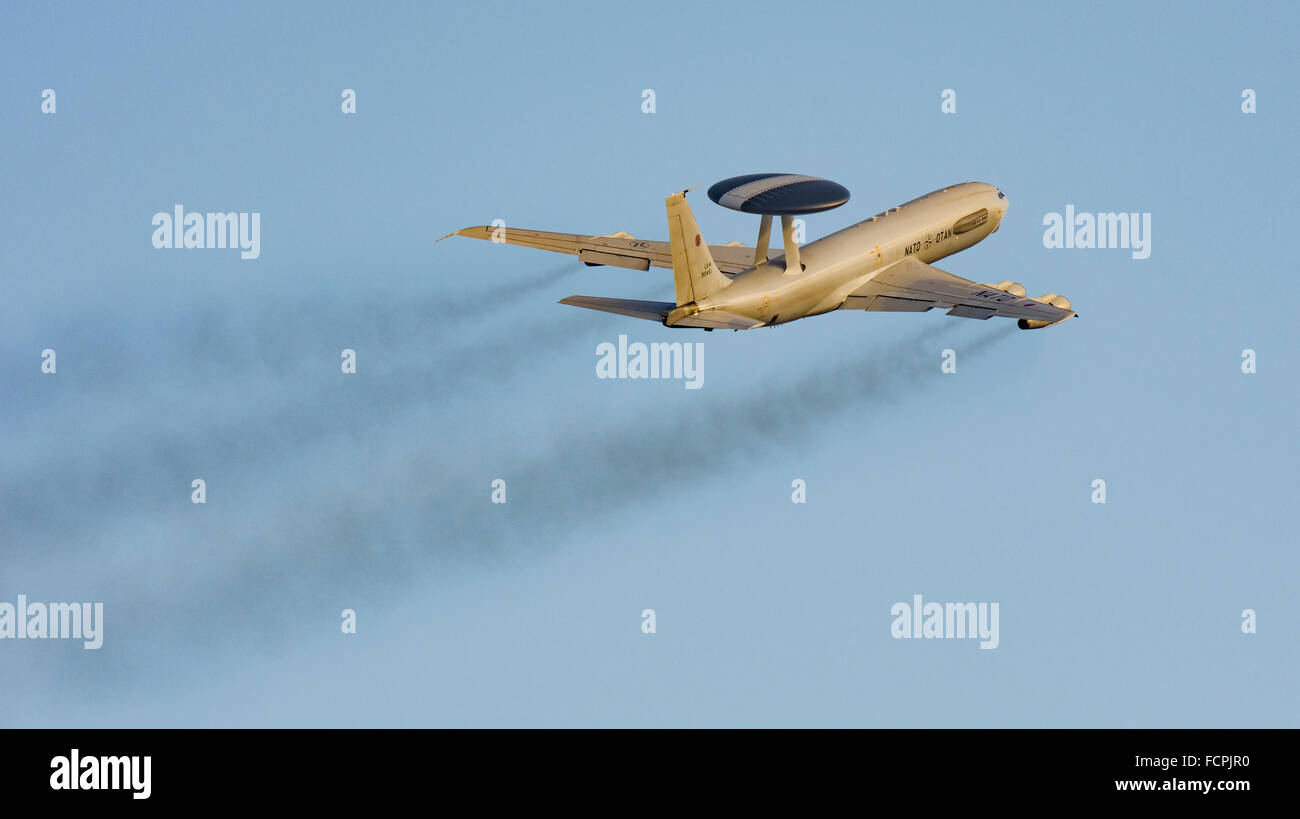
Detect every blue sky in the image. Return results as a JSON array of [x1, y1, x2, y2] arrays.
[[1, 0, 1296, 726]]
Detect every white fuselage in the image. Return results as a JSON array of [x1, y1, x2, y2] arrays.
[[698, 182, 1008, 325]]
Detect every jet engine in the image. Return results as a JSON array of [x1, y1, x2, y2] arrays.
[[1017, 293, 1074, 330]]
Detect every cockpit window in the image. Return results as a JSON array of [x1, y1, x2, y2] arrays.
[[997, 190, 1006, 199]]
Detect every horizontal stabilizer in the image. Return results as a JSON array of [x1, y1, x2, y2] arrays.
[[669, 310, 766, 330], [559, 296, 675, 323]]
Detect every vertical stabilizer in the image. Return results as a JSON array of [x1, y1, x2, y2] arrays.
[[666, 191, 729, 306]]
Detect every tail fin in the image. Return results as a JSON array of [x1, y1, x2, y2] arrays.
[[666, 191, 730, 306]]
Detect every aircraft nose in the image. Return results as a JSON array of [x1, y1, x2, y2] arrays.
[[989, 187, 1008, 232]]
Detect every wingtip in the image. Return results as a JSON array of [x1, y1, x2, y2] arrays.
[[436, 230, 459, 242]]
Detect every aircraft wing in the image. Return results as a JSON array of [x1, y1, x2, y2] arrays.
[[440, 226, 759, 276], [842, 256, 1075, 323]]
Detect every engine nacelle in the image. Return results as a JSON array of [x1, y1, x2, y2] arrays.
[[992, 280, 1027, 297], [1037, 292, 1072, 311], [1018, 292, 1074, 329]]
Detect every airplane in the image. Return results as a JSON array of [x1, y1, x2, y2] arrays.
[[440, 175, 1075, 331]]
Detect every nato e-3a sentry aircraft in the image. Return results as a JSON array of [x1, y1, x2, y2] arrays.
[[442, 175, 1075, 331]]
